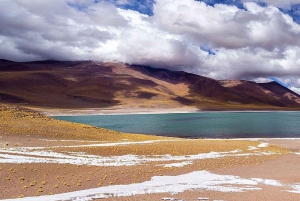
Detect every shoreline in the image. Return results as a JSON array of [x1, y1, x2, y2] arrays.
[[34, 107, 202, 116]]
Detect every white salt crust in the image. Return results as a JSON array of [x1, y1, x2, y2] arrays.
[[1, 170, 286, 201]]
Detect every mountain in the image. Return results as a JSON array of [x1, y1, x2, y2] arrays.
[[1, 59, 300, 111]]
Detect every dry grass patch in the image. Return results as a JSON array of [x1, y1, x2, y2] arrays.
[[53, 139, 285, 156], [0, 104, 164, 142]]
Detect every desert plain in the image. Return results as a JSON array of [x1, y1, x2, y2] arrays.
[[0, 104, 300, 201]]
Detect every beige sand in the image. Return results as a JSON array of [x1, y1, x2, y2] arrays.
[[1, 105, 300, 200], [1, 135, 300, 200]]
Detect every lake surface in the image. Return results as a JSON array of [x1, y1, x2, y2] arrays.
[[54, 112, 300, 138]]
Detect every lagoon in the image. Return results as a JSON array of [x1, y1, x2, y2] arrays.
[[54, 112, 300, 138]]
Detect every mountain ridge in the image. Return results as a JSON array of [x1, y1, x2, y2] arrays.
[[1, 59, 300, 111]]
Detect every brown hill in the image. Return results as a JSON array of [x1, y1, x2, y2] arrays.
[[0, 59, 300, 111], [259, 82, 300, 104]]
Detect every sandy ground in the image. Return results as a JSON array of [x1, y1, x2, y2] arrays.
[[1, 135, 300, 201], [1, 105, 300, 201]]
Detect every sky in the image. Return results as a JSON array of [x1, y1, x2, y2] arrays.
[[1, 0, 300, 94]]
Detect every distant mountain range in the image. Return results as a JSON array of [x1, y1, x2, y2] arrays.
[[1, 59, 300, 111]]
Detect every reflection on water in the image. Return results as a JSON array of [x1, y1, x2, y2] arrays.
[[54, 112, 300, 138]]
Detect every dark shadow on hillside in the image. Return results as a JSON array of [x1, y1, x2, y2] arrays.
[[0, 60, 162, 109], [137, 92, 157, 99], [129, 64, 300, 109], [0, 92, 27, 103], [172, 96, 195, 105]]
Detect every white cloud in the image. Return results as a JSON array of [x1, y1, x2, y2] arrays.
[[253, 77, 272, 83], [154, 1, 300, 51], [290, 87, 300, 94], [1, 0, 300, 93]]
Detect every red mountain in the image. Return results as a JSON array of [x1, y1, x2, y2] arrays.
[[1, 59, 300, 111]]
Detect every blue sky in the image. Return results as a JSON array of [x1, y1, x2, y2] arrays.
[[283, 4, 300, 24], [95, 0, 156, 15]]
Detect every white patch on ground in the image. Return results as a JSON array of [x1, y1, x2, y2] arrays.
[[229, 149, 242, 153], [248, 146, 258, 150], [0, 147, 278, 167], [28, 140, 174, 150], [39, 139, 102, 143], [248, 142, 272, 150], [1, 170, 284, 201], [250, 178, 282, 186], [73, 140, 170, 147], [162, 198, 177, 201], [288, 183, 300, 194], [257, 142, 269, 148]]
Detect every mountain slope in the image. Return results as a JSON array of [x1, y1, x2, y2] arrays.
[[219, 80, 300, 107], [259, 82, 300, 104], [0, 59, 300, 110]]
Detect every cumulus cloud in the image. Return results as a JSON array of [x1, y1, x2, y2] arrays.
[[1, 0, 300, 93], [153, 1, 300, 51]]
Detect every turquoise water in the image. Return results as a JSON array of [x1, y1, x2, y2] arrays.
[[54, 112, 300, 138]]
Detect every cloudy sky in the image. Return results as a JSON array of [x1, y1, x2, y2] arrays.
[[1, 0, 300, 93]]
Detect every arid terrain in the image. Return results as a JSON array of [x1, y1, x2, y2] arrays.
[[2, 0, 300, 200], [1, 59, 300, 114], [1, 60, 300, 200], [1, 105, 300, 201]]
